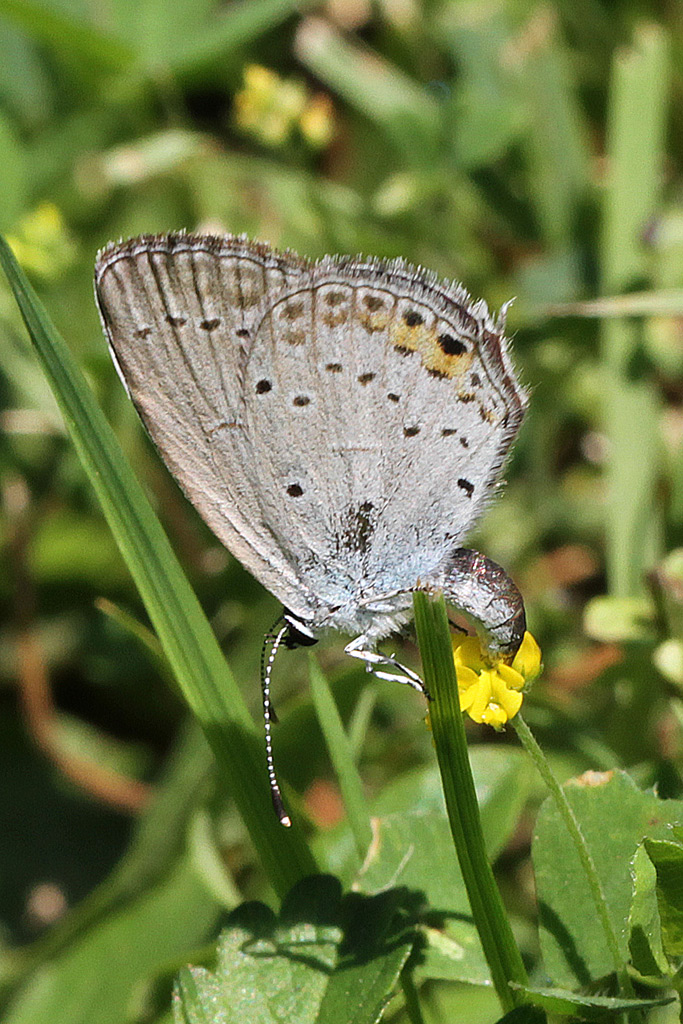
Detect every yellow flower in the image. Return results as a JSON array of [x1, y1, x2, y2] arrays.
[[7, 202, 76, 279], [234, 65, 333, 150], [453, 631, 541, 730]]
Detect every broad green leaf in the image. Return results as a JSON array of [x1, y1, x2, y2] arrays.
[[173, 876, 414, 1024], [322, 747, 532, 985], [533, 770, 683, 987], [644, 836, 683, 956], [583, 595, 655, 643], [370, 745, 533, 862], [350, 810, 489, 984], [628, 843, 668, 977]]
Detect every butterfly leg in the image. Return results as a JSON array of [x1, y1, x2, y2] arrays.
[[344, 635, 429, 696], [419, 547, 526, 660]]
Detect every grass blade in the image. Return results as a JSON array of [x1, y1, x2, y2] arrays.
[[600, 25, 669, 596], [0, 236, 317, 896], [308, 655, 372, 859]]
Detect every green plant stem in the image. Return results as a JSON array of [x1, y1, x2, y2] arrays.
[[400, 966, 426, 1024], [512, 714, 634, 999], [412, 590, 528, 1013]]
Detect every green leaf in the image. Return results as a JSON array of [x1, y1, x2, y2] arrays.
[[644, 836, 683, 957], [600, 25, 670, 597], [509, 982, 674, 1019], [173, 876, 415, 1024], [350, 810, 490, 985], [583, 595, 655, 643], [515, 11, 590, 248], [369, 745, 532, 863], [166, 0, 311, 74], [628, 843, 669, 977], [0, 235, 317, 896], [438, 1, 525, 169], [320, 748, 531, 986], [533, 769, 683, 987]]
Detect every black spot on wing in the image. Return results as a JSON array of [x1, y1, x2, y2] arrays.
[[438, 333, 467, 356]]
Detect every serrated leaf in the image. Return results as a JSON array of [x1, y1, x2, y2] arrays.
[[509, 982, 674, 1019], [173, 876, 414, 1024]]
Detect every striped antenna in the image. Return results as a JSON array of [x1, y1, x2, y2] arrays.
[[261, 621, 291, 827]]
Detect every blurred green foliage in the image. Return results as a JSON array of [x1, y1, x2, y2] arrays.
[[3, 0, 683, 1021]]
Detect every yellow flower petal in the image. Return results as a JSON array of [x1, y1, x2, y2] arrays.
[[466, 671, 494, 721], [491, 673, 524, 719], [453, 636, 488, 672], [480, 704, 509, 729], [456, 664, 480, 691], [512, 631, 542, 681], [497, 663, 525, 691]]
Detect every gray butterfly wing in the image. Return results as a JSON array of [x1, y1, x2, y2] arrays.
[[94, 234, 321, 620], [241, 258, 527, 618]]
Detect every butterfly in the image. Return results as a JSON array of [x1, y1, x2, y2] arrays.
[[95, 232, 527, 823]]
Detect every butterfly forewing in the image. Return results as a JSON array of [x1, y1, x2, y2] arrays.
[[95, 235, 320, 619]]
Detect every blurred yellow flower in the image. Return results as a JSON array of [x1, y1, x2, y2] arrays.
[[234, 64, 334, 150], [453, 631, 542, 730], [299, 94, 335, 148], [7, 202, 76, 279]]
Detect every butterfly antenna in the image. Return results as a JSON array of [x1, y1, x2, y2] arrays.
[[261, 621, 291, 827], [261, 613, 285, 691]]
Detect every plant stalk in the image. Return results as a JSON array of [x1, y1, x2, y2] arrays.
[[413, 590, 528, 1012]]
